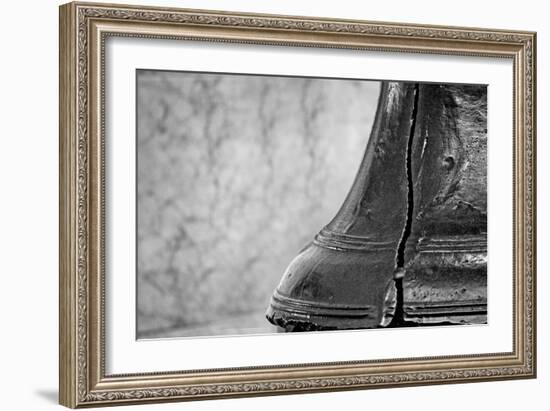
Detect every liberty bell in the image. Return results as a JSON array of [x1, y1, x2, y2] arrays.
[[266, 81, 487, 331]]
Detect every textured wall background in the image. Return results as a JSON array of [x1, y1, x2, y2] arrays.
[[136, 70, 380, 338]]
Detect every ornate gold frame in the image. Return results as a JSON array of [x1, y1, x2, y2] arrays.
[[59, 1, 536, 408]]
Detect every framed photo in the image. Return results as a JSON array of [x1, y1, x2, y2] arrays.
[[59, 1, 537, 408]]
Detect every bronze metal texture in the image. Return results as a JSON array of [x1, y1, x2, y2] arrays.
[[402, 84, 488, 325]]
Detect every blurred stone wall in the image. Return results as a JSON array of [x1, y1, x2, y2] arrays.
[[136, 70, 380, 337]]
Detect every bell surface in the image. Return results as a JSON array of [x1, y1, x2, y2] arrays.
[[401, 83, 487, 325], [266, 80, 488, 331], [266, 82, 418, 331]]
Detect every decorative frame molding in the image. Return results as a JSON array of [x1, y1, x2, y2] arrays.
[[59, 2, 536, 408]]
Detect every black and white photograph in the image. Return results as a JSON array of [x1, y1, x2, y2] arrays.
[[50, 1, 537, 408], [136, 70, 488, 339]]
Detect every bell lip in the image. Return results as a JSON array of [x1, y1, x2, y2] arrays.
[[265, 291, 382, 331], [269, 290, 377, 318], [403, 300, 487, 325]]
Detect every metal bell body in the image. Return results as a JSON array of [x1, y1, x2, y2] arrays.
[[266, 82, 417, 331], [402, 84, 487, 325]]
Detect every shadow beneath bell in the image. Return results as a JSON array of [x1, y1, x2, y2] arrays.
[[35, 389, 58, 404]]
